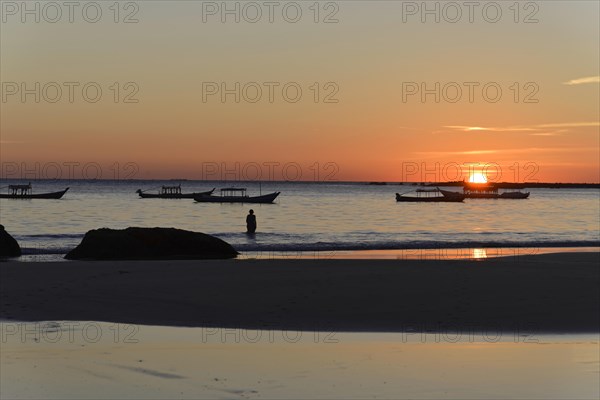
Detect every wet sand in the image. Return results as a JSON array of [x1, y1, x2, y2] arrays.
[[1, 322, 598, 399], [1, 252, 598, 333]]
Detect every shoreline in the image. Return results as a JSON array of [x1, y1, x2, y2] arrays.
[[2, 252, 598, 333], [2, 320, 598, 340], [238, 246, 600, 260], [9, 246, 600, 262]]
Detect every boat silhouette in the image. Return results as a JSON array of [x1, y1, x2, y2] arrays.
[[136, 185, 215, 199], [0, 184, 69, 199], [194, 188, 280, 204], [396, 188, 465, 202], [439, 183, 530, 199]]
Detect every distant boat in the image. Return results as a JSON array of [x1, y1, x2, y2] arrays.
[[441, 183, 530, 199], [396, 188, 465, 202], [136, 185, 215, 199], [0, 184, 69, 199], [194, 188, 281, 204], [498, 191, 530, 199]]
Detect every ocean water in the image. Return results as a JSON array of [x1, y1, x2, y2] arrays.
[[0, 180, 599, 259]]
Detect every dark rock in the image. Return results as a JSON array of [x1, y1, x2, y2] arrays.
[[0, 225, 22, 257], [65, 227, 238, 260]]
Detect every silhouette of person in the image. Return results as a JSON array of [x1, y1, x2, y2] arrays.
[[246, 209, 257, 233]]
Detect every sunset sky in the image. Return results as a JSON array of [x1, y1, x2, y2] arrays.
[[1, 1, 599, 182]]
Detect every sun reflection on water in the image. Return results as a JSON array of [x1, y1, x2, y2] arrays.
[[472, 248, 488, 259]]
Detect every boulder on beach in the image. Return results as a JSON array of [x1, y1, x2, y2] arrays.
[[65, 227, 238, 260], [0, 224, 22, 257]]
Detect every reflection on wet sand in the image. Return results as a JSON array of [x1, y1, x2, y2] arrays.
[[472, 248, 488, 259], [1, 322, 598, 399]]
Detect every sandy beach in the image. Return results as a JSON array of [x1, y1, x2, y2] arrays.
[[2, 321, 598, 399], [1, 252, 598, 333]]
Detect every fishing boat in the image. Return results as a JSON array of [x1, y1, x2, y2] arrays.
[[396, 188, 465, 202], [442, 183, 530, 199], [438, 188, 471, 198], [194, 188, 281, 204], [498, 191, 530, 199], [136, 185, 215, 199], [0, 184, 69, 199]]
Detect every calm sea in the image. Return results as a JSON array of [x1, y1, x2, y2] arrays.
[[1, 180, 599, 260]]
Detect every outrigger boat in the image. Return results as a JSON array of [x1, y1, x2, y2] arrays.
[[396, 188, 465, 202], [136, 185, 215, 199], [194, 188, 281, 204], [0, 184, 69, 199], [439, 183, 530, 199]]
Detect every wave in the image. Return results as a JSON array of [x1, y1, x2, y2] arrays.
[[233, 240, 600, 252], [14, 233, 84, 239], [20, 247, 75, 255], [19, 240, 599, 256]]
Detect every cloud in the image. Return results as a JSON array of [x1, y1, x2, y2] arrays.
[[444, 126, 535, 132], [535, 122, 600, 128], [414, 147, 599, 157], [529, 130, 568, 137], [442, 122, 599, 136], [563, 76, 600, 85]]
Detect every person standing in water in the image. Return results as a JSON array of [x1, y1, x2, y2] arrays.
[[246, 209, 257, 233]]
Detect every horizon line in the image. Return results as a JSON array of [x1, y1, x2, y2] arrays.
[[1, 178, 599, 185]]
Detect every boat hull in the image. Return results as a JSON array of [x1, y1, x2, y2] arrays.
[[396, 193, 464, 202], [137, 189, 215, 199], [464, 193, 499, 199], [194, 192, 281, 204], [0, 188, 69, 199], [438, 189, 465, 198], [439, 189, 530, 199], [499, 192, 530, 199]]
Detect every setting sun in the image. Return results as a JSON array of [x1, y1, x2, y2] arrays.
[[469, 173, 488, 184]]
